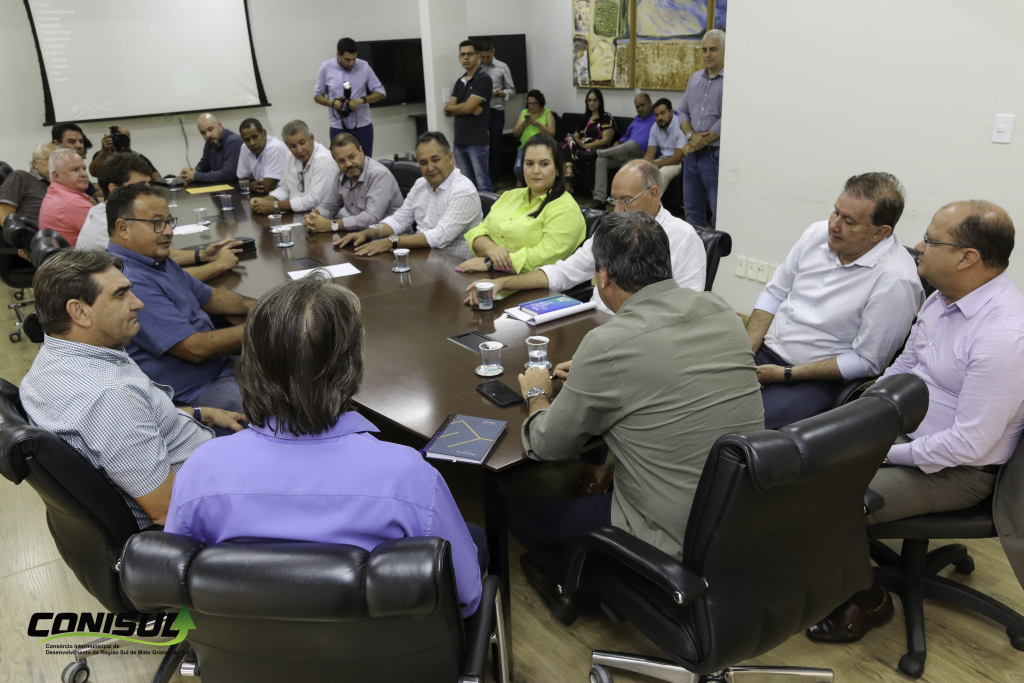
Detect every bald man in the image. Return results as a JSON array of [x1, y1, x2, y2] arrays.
[[1, 143, 55, 225], [181, 113, 243, 184]]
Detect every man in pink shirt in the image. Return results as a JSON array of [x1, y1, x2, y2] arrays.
[[39, 147, 95, 246]]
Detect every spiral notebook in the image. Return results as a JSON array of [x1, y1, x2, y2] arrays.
[[421, 414, 506, 464]]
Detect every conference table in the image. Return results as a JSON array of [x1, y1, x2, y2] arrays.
[[166, 183, 609, 675]]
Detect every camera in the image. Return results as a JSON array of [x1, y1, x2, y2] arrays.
[[109, 126, 131, 152], [339, 81, 353, 117]]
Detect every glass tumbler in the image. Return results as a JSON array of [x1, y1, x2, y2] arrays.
[[476, 341, 504, 377]]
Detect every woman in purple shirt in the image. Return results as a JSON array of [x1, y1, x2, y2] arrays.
[[164, 275, 486, 617]]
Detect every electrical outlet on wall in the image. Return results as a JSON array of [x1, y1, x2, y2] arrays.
[[746, 259, 758, 280], [735, 256, 747, 277], [756, 261, 769, 283]]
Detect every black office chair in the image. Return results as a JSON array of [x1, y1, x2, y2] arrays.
[[558, 374, 929, 683], [378, 157, 394, 172], [867, 435, 1024, 678], [0, 379, 185, 683], [558, 209, 605, 302], [582, 207, 604, 240], [692, 226, 731, 291], [1, 213, 38, 341], [479, 191, 500, 218], [0, 161, 13, 186], [121, 531, 509, 683], [30, 227, 69, 268], [390, 160, 422, 198]]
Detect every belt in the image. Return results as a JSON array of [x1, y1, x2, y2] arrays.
[[969, 464, 1002, 474]]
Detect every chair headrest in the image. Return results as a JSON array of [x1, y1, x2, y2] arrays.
[[0, 378, 30, 484], [30, 229, 70, 269], [862, 373, 930, 435], [2, 213, 39, 251]]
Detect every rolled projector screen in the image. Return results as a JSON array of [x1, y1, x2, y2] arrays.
[[25, 0, 269, 125]]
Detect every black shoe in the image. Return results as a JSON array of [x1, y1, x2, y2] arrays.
[[589, 200, 606, 210], [520, 554, 579, 626]]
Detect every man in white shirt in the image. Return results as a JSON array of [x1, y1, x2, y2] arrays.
[[465, 159, 706, 312], [746, 172, 925, 429], [249, 120, 338, 215], [333, 131, 482, 259], [236, 118, 288, 196], [643, 98, 685, 189]]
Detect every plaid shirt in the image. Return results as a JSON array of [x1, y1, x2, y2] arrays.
[[381, 168, 482, 260], [20, 335, 214, 528]]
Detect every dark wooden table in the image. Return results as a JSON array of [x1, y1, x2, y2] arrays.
[[168, 186, 608, 674]]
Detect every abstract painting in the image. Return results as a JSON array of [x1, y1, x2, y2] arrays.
[[571, 0, 634, 89]]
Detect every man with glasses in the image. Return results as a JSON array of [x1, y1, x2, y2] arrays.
[[465, 160, 705, 314], [107, 184, 256, 413], [314, 37, 386, 157], [745, 173, 925, 429], [445, 39, 493, 192], [249, 120, 338, 215], [808, 200, 1024, 643]]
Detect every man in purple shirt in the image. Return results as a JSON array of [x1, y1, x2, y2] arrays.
[[314, 37, 386, 157], [164, 274, 486, 618], [590, 93, 654, 209], [808, 200, 1024, 643], [678, 29, 725, 228]]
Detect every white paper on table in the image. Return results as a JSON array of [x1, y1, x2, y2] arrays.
[[173, 223, 210, 235], [505, 300, 598, 325], [279, 222, 303, 229], [442, 87, 452, 102], [288, 262, 361, 280]]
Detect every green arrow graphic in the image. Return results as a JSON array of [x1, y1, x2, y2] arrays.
[[37, 606, 195, 646]]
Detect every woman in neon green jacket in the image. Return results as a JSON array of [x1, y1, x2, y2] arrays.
[[456, 135, 585, 274]]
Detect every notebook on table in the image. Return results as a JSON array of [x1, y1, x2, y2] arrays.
[[421, 414, 507, 464], [505, 294, 597, 325]]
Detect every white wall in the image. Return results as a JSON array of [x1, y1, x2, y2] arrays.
[[716, 0, 1024, 311]]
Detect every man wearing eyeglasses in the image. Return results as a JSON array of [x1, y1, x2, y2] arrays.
[[249, 120, 338, 215], [106, 184, 256, 413], [465, 160, 705, 314], [745, 173, 925, 429], [808, 200, 1024, 644]]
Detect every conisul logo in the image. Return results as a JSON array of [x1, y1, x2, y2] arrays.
[[29, 607, 195, 646]]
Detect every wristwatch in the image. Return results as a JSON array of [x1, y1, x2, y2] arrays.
[[525, 386, 550, 407], [784, 367, 794, 385], [273, 199, 280, 213], [684, 131, 693, 141], [388, 234, 401, 250], [484, 256, 493, 270], [192, 407, 202, 423], [331, 220, 340, 233], [193, 248, 205, 265]]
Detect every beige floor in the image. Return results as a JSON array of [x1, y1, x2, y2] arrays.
[[1, 286, 1022, 683]]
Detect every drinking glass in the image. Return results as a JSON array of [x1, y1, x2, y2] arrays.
[[475, 282, 495, 310], [278, 225, 294, 248], [239, 179, 250, 195], [218, 193, 233, 210], [269, 214, 282, 233], [476, 341, 504, 377], [194, 207, 209, 226], [392, 248, 411, 273], [526, 336, 550, 370]]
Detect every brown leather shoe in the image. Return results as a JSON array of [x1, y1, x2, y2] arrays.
[[571, 465, 614, 498], [520, 553, 579, 626], [806, 586, 894, 643]]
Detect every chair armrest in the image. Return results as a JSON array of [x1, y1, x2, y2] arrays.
[[558, 526, 707, 606], [864, 487, 885, 516], [461, 574, 501, 680]]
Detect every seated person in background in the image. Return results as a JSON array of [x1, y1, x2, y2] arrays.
[[20, 250, 244, 529], [0, 143, 54, 225], [808, 200, 1024, 643], [560, 88, 615, 192], [181, 113, 243, 184], [457, 135, 584, 274], [333, 131, 482, 259], [164, 274, 486, 617], [77, 154, 241, 282], [88, 126, 160, 179], [249, 120, 338, 215], [304, 132, 403, 234], [51, 122, 98, 198], [591, 93, 655, 208], [641, 98, 685, 192], [509, 211, 764, 625], [511, 90, 555, 186], [746, 172, 924, 429], [235, 117, 288, 195], [106, 184, 256, 413], [39, 148, 96, 246]]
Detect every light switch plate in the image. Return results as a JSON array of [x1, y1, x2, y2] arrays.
[[993, 114, 1015, 144], [756, 261, 769, 283], [746, 259, 758, 280], [735, 256, 747, 277]]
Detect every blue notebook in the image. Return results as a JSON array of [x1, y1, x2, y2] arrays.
[[421, 414, 507, 464], [518, 294, 582, 316]]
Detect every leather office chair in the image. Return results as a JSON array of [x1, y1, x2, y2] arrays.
[[479, 190, 499, 218], [378, 157, 394, 172], [582, 207, 604, 239], [1, 213, 38, 341], [121, 531, 510, 683], [867, 435, 1024, 678], [30, 227, 69, 268], [0, 161, 13, 186], [557, 374, 929, 683], [692, 226, 731, 291], [0, 379, 186, 683], [390, 160, 422, 198]]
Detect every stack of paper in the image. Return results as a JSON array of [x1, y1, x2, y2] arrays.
[[288, 263, 361, 280]]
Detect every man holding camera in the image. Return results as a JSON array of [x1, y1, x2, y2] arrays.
[[88, 126, 160, 181], [314, 37, 386, 157]]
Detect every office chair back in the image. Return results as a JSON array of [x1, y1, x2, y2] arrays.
[[0, 230, 35, 292], [479, 191, 500, 218], [692, 227, 731, 291], [0, 161, 12, 186], [390, 160, 422, 198], [378, 158, 394, 172], [582, 208, 604, 240], [0, 379, 141, 614], [29, 228, 69, 268], [122, 532, 469, 683], [2, 212, 39, 251]]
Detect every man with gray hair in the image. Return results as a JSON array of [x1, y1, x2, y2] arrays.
[[181, 113, 243, 184], [678, 28, 725, 228], [0, 143, 55, 225], [249, 120, 339, 215], [509, 210, 764, 625], [38, 147, 96, 246]]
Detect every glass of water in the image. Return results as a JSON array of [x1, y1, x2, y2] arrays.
[[194, 207, 209, 226], [392, 248, 411, 273], [476, 341, 504, 377], [239, 179, 250, 195], [278, 225, 294, 248], [269, 214, 282, 233], [526, 336, 551, 370], [475, 282, 495, 310], [218, 193, 233, 211]]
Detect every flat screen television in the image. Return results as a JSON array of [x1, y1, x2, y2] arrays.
[[355, 38, 425, 107]]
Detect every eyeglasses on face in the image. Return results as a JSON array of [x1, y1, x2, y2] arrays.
[[125, 217, 177, 233], [922, 233, 970, 249], [606, 187, 651, 208]]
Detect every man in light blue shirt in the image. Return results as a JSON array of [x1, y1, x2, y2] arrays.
[[643, 98, 685, 189], [678, 29, 725, 228], [236, 118, 288, 196], [314, 37, 386, 156]]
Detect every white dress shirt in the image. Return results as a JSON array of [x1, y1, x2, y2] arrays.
[[236, 135, 288, 181], [381, 168, 482, 260], [539, 206, 706, 315], [270, 141, 339, 213], [756, 221, 925, 379], [75, 202, 109, 251]]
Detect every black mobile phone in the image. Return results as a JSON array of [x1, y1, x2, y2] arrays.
[[477, 380, 524, 407]]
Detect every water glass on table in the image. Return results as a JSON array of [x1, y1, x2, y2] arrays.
[[278, 225, 294, 248], [526, 336, 551, 370], [476, 341, 504, 377], [392, 248, 411, 273], [194, 207, 209, 226], [218, 193, 233, 211], [239, 179, 250, 195], [475, 282, 495, 310], [269, 214, 282, 233]]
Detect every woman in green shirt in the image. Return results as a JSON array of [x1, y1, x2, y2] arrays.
[[456, 135, 585, 274], [511, 90, 555, 187]]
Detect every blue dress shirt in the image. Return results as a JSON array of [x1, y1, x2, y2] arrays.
[[618, 112, 656, 152]]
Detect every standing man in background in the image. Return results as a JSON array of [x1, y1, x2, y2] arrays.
[[678, 29, 725, 229], [314, 37, 387, 157], [477, 37, 515, 188], [181, 114, 243, 185], [445, 40, 493, 192]]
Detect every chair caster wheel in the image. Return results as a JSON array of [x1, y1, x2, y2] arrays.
[[589, 664, 613, 683], [898, 654, 924, 679], [1008, 629, 1024, 652], [9, 332, 21, 343], [954, 557, 975, 575], [14, 290, 24, 300], [62, 660, 90, 683]]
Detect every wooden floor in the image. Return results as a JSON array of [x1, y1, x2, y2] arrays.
[[1, 284, 1022, 683]]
